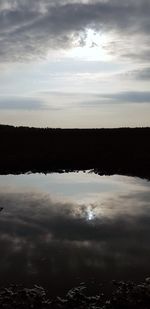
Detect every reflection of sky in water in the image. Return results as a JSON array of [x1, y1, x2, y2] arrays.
[[0, 172, 150, 296]]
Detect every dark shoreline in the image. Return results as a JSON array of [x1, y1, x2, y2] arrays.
[[0, 125, 150, 179], [1, 278, 150, 308]]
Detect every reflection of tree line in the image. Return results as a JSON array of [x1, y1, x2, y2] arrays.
[[0, 125, 150, 179]]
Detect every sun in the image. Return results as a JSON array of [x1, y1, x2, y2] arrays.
[[68, 29, 110, 61]]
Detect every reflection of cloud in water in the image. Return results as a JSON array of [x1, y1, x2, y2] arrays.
[[0, 172, 149, 203], [0, 185, 150, 294]]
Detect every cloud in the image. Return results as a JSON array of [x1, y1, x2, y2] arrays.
[[103, 91, 150, 103], [0, 97, 46, 110], [0, 96, 62, 110], [0, 0, 149, 61], [2, 91, 148, 112], [127, 67, 150, 80], [79, 91, 150, 107]]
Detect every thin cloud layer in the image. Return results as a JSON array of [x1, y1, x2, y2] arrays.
[[127, 67, 150, 80], [102, 91, 150, 103], [79, 91, 150, 107], [0, 0, 150, 61], [0, 97, 45, 110]]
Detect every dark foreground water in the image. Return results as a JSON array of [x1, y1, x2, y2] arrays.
[[0, 172, 150, 297]]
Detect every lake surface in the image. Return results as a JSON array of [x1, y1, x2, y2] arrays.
[[0, 172, 150, 296]]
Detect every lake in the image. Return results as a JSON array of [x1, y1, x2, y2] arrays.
[[0, 171, 150, 296]]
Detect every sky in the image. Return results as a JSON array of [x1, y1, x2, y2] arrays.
[[0, 0, 150, 128]]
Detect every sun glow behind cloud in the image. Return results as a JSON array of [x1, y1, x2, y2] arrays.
[[67, 29, 111, 61]]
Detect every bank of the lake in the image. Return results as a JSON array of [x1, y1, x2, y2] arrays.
[[1, 278, 150, 308]]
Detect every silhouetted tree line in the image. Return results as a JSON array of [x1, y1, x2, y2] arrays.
[[0, 125, 150, 178]]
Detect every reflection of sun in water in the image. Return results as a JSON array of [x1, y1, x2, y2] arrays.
[[68, 29, 111, 61], [87, 207, 95, 221], [86, 203, 104, 221], [77, 198, 104, 221], [86, 204, 98, 221]]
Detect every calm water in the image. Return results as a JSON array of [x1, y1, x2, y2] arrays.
[[0, 172, 150, 296]]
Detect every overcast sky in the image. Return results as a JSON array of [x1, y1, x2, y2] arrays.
[[0, 0, 150, 128]]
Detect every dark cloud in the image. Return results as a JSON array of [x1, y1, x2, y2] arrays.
[[0, 97, 61, 110], [80, 91, 150, 107], [40, 90, 150, 106], [127, 67, 150, 80], [0, 0, 149, 61], [122, 50, 150, 62], [104, 91, 150, 103], [0, 97, 45, 110]]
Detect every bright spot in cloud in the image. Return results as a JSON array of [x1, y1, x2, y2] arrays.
[[68, 29, 111, 61]]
